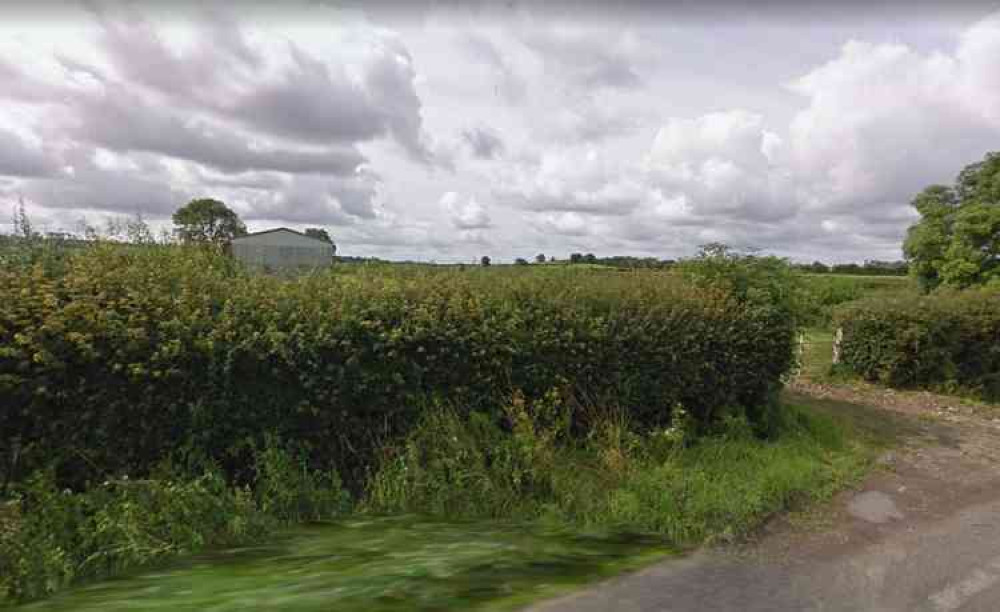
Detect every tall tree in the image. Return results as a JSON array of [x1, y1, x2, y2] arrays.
[[304, 227, 337, 255], [480, 255, 491, 266], [172, 198, 247, 244], [535, 253, 546, 263], [11, 198, 34, 239], [904, 152, 1000, 290]]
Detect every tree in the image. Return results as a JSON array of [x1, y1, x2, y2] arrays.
[[481, 255, 491, 266], [515, 257, 529, 265], [569, 253, 583, 264], [172, 198, 247, 244], [11, 198, 35, 239], [535, 253, 546, 263], [584, 253, 597, 264], [305, 227, 337, 255], [904, 152, 1000, 290]]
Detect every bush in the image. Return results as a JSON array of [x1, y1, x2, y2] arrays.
[[1, 243, 796, 491], [365, 391, 574, 519], [0, 440, 350, 605], [250, 436, 351, 522], [833, 287, 1000, 398], [0, 467, 268, 603], [364, 397, 864, 545]]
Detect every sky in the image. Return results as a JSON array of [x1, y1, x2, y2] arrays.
[[0, 0, 999, 263]]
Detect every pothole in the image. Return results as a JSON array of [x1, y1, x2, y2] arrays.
[[847, 491, 904, 524]]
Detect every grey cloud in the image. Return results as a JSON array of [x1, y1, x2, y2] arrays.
[[228, 31, 433, 163], [3, 6, 998, 264], [0, 129, 58, 177], [462, 126, 505, 159], [70, 84, 365, 175], [86, 5, 434, 163], [0, 60, 58, 103], [461, 33, 527, 104], [92, 4, 260, 103], [196, 170, 287, 191], [230, 47, 390, 146], [362, 38, 435, 163], [241, 174, 379, 225], [16, 166, 186, 216], [500, 190, 642, 216], [520, 28, 642, 91], [545, 101, 644, 143]]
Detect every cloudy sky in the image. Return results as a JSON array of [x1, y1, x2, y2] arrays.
[[1, 1, 998, 262]]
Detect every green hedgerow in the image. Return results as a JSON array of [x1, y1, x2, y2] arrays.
[[834, 287, 1000, 399], [1, 243, 797, 492]]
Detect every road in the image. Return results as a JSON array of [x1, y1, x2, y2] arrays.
[[530, 386, 1000, 612]]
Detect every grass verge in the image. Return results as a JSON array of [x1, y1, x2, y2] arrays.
[[3, 395, 895, 611], [364, 394, 889, 549]]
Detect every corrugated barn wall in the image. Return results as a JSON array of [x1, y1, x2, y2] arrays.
[[229, 229, 333, 270]]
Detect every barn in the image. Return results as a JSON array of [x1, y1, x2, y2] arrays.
[[229, 228, 334, 270]]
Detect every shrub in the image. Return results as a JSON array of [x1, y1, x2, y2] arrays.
[[250, 436, 351, 523], [365, 391, 572, 518], [0, 467, 269, 603], [1, 243, 796, 491], [833, 287, 1000, 399], [364, 397, 863, 545], [0, 439, 350, 605]]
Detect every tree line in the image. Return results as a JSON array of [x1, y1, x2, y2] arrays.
[[6, 197, 337, 255], [476, 251, 909, 275]]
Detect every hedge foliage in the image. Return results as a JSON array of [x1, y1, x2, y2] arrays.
[[1, 244, 796, 490], [833, 288, 1000, 399]]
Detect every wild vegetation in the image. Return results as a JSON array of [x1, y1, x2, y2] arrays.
[[364, 397, 874, 543], [0, 235, 835, 606], [0, 438, 349, 602], [2, 163, 993, 607]]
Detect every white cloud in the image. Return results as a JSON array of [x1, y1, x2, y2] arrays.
[[2, 5, 999, 262], [786, 29, 1000, 217], [536, 211, 592, 236], [441, 191, 492, 229], [494, 146, 647, 216]]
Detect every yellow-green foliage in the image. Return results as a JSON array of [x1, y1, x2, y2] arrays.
[[1, 244, 796, 490], [834, 287, 1000, 398]]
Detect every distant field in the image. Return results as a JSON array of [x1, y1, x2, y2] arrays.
[[802, 273, 911, 284], [798, 273, 915, 327]]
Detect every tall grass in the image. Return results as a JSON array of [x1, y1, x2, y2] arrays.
[[0, 441, 350, 605], [364, 394, 871, 546]]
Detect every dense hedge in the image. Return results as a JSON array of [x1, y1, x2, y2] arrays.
[[1, 245, 796, 490], [833, 288, 1000, 399]]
